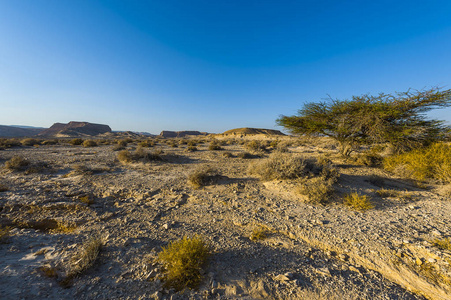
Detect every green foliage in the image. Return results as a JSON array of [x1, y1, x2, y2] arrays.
[[384, 143, 451, 183], [158, 236, 210, 290], [344, 193, 374, 211], [277, 88, 451, 156]]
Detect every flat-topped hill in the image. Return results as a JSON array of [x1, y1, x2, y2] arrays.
[[38, 121, 111, 137]]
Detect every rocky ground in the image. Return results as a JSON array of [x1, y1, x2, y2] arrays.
[[0, 137, 450, 299]]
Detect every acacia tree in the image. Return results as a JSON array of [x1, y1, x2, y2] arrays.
[[277, 88, 451, 156]]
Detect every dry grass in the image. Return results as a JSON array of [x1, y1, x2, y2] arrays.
[[248, 152, 316, 181], [157, 236, 210, 290], [82, 140, 97, 147], [384, 143, 451, 183], [117, 148, 163, 164], [68, 138, 84, 145], [344, 192, 374, 211], [4, 155, 30, 171], [0, 226, 11, 242], [21, 138, 41, 146], [250, 225, 270, 241], [208, 141, 222, 150], [297, 177, 335, 205], [432, 238, 451, 252], [357, 152, 383, 167], [61, 235, 104, 286], [187, 167, 218, 189], [185, 145, 198, 152]]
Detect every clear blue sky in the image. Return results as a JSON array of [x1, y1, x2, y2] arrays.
[[1, 0, 450, 134]]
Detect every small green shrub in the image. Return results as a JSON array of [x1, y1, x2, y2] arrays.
[[5, 156, 29, 171], [82, 140, 97, 147], [69, 138, 84, 145], [344, 192, 374, 211], [384, 143, 451, 183], [248, 152, 317, 181], [158, 236, 210, 290]]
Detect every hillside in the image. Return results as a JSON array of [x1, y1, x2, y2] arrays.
[[38, 122, 111, 137], [0, 125, 45, 137], [221, 127, 286, 136]]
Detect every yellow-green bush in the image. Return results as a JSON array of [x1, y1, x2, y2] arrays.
[[344, 192, 374, 211], [384, 143, 451, 183], [158, 236, 210, 290]]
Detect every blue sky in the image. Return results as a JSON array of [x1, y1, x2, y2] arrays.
[[1, 0, 450, 133]]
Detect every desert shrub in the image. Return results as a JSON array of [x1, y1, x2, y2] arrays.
[[112, 144, 126, 151], [41, 139, 58, 145], [367, 174, 385, 187], [21, 138, 41, 146], [5, 155, 30, 171], [357, 152, 383, 167], [208, 141, 222, 150], [62, 235, 103, 286], [384, 143, 451, 183], [344, 192, 374, 211], [158, 236, 210, 290], [297, 177, 335, 204], [375, 188, 399, 198], [221, 152, 234, 158], [250, 225, 270, 241], [237, 152, 255, 159], [0, 227, 10, 242], [185, 146, 198, 152], [82, 140, 97, 147], [248, 152, 317, 181], [187, 167, 218, 189], [187, 140, 197, 147], [0, 183, 8, 192], [69, 138, 83, 145], [138, 140, 155, 147], [432, 238, 451, 252], [117, 148, 163, 164], [245, 140, 266, 153], [0, 138, 21, 148]]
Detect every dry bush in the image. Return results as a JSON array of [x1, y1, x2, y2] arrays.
[[297, 177, 335, 204], [187, 140, 197, 147], [384, 143, 451, 183], [187, 167, 219, 189], [344, 192, 374, 211], [82, 140, 97, 147], [41, 139, 58, 145], [0, 226, 10, 242], [158, 236, 210, 290], [248, 152, 317, 181], [69, 138, 84, 145], [0, 138, 21, 148], [375, 188, 400, 198], [250, 225, 270, 241], [117, 148, 163, 164], [61, 235, 104, 286], [112, 144, 126, 151], [237, 152, 256, 159], [357, 152, 383, 167], [21, 138, 41, 146], [138, 140, 155, 147], [5, 155, 30, 171], [208, 141, 222, 150], [185, 146, 198, 152], [221, 151, 233, 158], [432, 238, 451, 252], [245, 140, 267, 153]]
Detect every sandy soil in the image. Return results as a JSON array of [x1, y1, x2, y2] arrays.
[[0, 137, 450, 299]]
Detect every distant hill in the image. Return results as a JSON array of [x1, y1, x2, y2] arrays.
[[159, 130, 209, 138], [221, 127, 285, 136], [39, 121, 111, 137], [0, 125, 45, 137]]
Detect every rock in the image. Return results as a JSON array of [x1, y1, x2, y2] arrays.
[[427, 258, 436, 263], [339, 253, 349, 261], [415, 257, 423, 266], [162, 223, 170, 230], [431, 229, 442, 236], [274, 274, 290, 282]]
